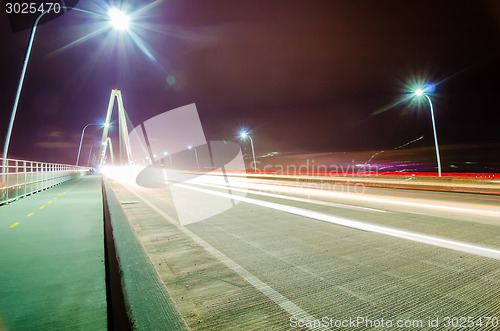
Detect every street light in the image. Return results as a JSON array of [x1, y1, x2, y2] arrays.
[[188, 145, 199, 170], [108, 8, 130, 31], [87, 143, 101, 167], [2, 6, 130, 170], [76, 123, 109, 166], [413, 84, 442, 177], [239, 129, 257, 172], [163, 151, 173, 168]]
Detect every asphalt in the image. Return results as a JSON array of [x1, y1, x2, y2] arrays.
[[106, 175, 500, 330], [0, 175, 107, 330]]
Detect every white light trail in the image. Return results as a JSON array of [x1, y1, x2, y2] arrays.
[[183, 179, 387, 214], [176, 182, 500, 261], [221, 177, 500, 218]]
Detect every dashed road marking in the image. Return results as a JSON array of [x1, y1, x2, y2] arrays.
[[4, 181, 82, 229]]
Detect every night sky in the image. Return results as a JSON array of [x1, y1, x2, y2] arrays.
[[1, 0, 500, 165]]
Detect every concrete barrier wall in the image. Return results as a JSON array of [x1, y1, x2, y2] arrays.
[[102, 178, 188, 330]]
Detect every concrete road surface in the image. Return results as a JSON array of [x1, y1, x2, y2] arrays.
[[107, 174, 500, 330]]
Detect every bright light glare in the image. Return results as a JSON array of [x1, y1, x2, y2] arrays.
[[188, 145, 192, 150], [413, 82, 435, 97], [104, 123, 110, 128], [101, 165, 144, 186], [108, 8, 130, 31], [239, 130, 248, 138]]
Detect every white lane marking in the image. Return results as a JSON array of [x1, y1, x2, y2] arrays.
[[176, 183, 500, 261], [124, 186, 329, 331], [187, 180, 388, 214]]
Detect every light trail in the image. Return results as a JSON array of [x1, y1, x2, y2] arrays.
[[180, 179, 387, 214], [173, 182, 500, 261], [218, 177, 500, 218], [102, 166, 500, 257], [101, 165, 500, 218], [243, 173, 500, 190]]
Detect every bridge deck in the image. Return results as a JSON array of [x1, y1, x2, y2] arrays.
[[0, 175, 107, 330], [105, 176, 500, 330]]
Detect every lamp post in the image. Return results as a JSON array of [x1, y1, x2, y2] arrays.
[[188, 146, 199, 170], [239, 129, 257, 172], [76, 123, 104, 166], [414, 86, 442, 177], [87, 143, 100, 167], [2, 6, 130, 171], [163, 151, 173, 168]]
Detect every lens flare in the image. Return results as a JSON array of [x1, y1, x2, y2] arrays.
[[108, 8, 130, 31]]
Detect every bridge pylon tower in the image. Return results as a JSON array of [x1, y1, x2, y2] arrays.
[[99, 89, 132, 166]]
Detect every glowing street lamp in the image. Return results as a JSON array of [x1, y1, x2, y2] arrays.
[[412, 83, 442, 177], [187, 146, 199, 170], [239, 129, 257, 172], [2, 6, 129, 171], [108, 8, 130, 31]]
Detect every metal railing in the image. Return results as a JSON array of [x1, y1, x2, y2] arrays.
[[0, 158, 89, 205]]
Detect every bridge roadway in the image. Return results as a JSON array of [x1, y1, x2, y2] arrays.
[[1, 173, 500, 330], [0, 175, 107, 330], [107, 174, 500, 330]]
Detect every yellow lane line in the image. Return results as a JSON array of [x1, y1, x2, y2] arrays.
[[58, 194, 62, 196], [6, 182, 79, 228]]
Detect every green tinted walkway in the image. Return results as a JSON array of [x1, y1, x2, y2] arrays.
[[0, 175, 107, 330]]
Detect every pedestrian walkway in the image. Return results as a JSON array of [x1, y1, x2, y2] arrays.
[[0, 175, 107, 330]]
